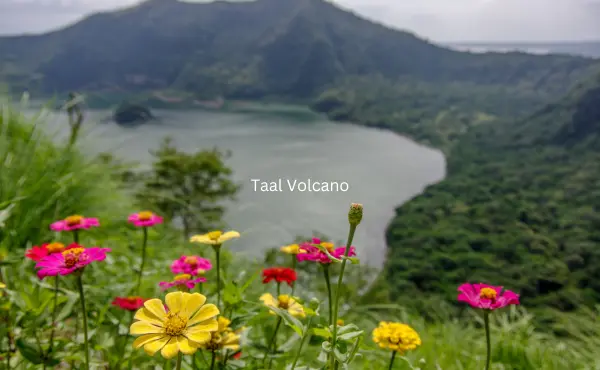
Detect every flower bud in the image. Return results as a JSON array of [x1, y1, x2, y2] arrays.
[[348, 203, 363, 226], [309, 297, 320, 310]]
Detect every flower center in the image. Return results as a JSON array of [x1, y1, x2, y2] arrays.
[[62, 247, 85, 267], [126, 296, 142, 304], [46, 242, 65, 254], [208, 231, 222, 241], [320, 242, 335, 252], [174, 274, 191, 281], [164, 312, 187, 336], [480, 287, 497, 300], [138, 211, 153, 221], [184, 256, 198, 266], [65, 215, 83, 226], [278, 295, 291, 309]]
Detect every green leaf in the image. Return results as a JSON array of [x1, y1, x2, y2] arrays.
[[337, 328, 363, 342], [16, 338, 44, 365], [268, 305, 304, 337], [346, 257, 360, 265], [311, 327, 331, 338], [321, 340, 332, 353]]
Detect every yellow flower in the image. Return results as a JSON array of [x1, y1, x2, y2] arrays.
[[130, 291, 219, 359], [372, 322, 421, 354], [260, 293, 305, 318], [190, 230, 240, 246], [202, 316, 242, 351], [0, 282, 5, 289], [280, 244, 306, 255]]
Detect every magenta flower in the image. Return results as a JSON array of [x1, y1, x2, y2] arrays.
[[159, 274, 207, 291], [50, 215, 99, 232], [457, 283, 520, 310], [171, 255, 212, 276], [296, 238, 356, 264], [35, 246, 111, 279], [128, 211, 163, 227]]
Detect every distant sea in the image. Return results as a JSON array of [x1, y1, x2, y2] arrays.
[[445, 41, 600, 58]]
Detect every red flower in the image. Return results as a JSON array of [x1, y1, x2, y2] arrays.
[[262, 267, 297, 286], [25, 242, 68, 262], [457, 283, 520, 310], [233, 351, 242, 360], [112, 296, 147, 311]]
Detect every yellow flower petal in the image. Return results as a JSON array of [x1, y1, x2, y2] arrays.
[[165, 291, 185, 314], [190, 235, 216, 245], [134, 308, 164, 326], [160, 337, 180, 359], [188, 304, 219, 326], [260, 293, 277, 308], [177, 336, 198, 355], [133, 334, 165, 349], [185, 330, 211, 345], [0, 282, 5, 289], [218, 231, 240, 243], [131, 321, 163, 335], [144, 298, 167, 320], [288, 302, 306, 318], [182, 293, 207, 319], [143, 336, 170, 356], [188, 318, 218, 333]]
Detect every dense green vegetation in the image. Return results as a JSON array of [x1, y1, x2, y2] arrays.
[[385, 71, 600, 328]]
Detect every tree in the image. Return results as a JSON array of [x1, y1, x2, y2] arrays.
[[137, 137, 240, 238]]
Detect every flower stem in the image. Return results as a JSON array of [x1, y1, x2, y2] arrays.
[[214, 245, 222, 308], [388, 351, 397, 370], [291, 257, 297, 296], [73, 229, 79, 244], [76, 274, 90, 370], [210, 350, 216, 370], [276, 281, 281, 297], [330, 223, 357, 370], [135, 227, 148, 295], [484, 311, 492, 370], [264, 316, 283, 367], [323, 265, 333, 325], [175, 352, 182, 370], [290, 316, 313, 370], [47, 276, 60, 355]]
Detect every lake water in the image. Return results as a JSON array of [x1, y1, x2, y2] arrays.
[[31, 105, 445, 267]]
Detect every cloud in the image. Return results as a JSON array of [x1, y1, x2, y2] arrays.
[[0, 0, 598, 41]]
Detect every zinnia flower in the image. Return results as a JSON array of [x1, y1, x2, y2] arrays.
[[128, 211, 163, 228], [171, 256, 212, 276], [113, 296, 147, 311], [202, 317, 241, 352], [25, 242, 67, 262], [190, 230, 240, 246], [457, 283, 520, 310], [262, 267, 297, 287], [159, 274, 207, 291], [296, 238, 356, 264], [280, 244, 306, 255], [260, 293, 305, 318], [50, 215, 99, 232], [35, 246, 111, 279], [130, 291, 219, 359], [372, 322, 421, 353]]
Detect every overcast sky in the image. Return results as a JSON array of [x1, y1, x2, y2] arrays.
[[0, 0, 598, 42]]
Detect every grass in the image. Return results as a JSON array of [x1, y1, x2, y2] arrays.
[[0, 100, 599, 369]]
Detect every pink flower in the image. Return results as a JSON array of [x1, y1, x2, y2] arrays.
[[35, 246, 111, 279], [296, 238, 356, 264], [128, 211, 163, 227], [457, 283, 520, 310], [159, 274, 207, 291], [50, 215, 99, 232], [170, 255, 212, 276]]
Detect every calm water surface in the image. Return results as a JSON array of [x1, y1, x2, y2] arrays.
[[32, 106, 445, 267]]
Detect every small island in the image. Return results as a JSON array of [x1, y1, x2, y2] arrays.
[[113, 102, 155, 125]]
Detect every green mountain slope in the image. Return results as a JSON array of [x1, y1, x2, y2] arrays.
[[385, 72, 600, 325]]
